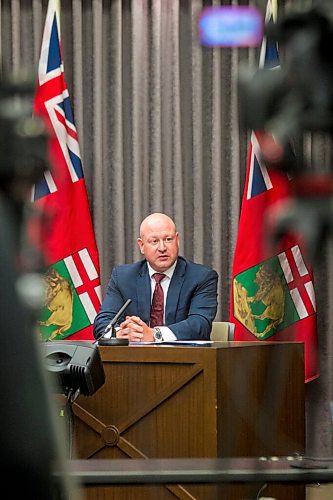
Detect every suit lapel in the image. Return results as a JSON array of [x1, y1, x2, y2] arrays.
[[165, 258, 186, 324], [137, 264, 151, 324]]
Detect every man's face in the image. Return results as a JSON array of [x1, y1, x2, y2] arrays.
[[137, 218, 179, 272]]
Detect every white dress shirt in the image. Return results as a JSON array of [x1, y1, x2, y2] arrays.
[[147, 261, 177, 341]]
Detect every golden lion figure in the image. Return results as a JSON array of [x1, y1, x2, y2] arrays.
[[39, 268, 74, 340]]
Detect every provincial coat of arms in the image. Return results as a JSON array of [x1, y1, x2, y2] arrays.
[[233, 246, 315, 340]]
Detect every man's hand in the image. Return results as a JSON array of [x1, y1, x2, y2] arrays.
[[117, 315, 154, 342]]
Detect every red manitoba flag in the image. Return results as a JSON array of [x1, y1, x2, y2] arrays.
[[229, 0, 319, 383], [33, 0, 101, 340]]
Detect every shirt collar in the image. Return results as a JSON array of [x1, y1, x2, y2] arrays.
[[147, 260, 177, 280]]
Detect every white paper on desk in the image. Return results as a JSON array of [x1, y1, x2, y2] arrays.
[[129, 340, 213, 346], [129, 341, 155, 345]]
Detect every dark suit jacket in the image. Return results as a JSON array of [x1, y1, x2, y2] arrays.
[[93, 256, 218, 341]]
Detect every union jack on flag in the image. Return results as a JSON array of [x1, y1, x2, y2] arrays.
[[246, 131, 273, 199], [33, 0, 101, 340], [246, 0, 280, 201], [33, 1, 83, 201]]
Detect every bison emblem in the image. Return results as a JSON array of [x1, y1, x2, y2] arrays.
[[39, 268, 74, 339]]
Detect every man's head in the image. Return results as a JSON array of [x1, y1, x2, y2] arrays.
[[137, 213, 179, 272]]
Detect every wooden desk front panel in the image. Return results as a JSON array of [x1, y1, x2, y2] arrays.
[[72, 342, 305, 500], [216, 342, 305, 458]]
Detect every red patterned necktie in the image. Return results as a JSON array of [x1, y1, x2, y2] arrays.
[[150, 273, 165, 327]]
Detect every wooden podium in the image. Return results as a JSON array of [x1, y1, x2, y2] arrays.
[[70, 341, 305, 499]]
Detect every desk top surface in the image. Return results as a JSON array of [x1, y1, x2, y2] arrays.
[[54, 457, 333, 485]]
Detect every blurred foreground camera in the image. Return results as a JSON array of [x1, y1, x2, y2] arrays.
[[0, 72, 48, 201], [239, 2, 333, 152]]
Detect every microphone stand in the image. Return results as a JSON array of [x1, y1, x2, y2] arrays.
[[98, 299, 132, 346]]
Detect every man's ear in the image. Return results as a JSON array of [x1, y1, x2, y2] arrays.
[[137, 238, 144, 254]]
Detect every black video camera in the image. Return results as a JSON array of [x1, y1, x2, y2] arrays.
[[239, 1, 333, 150], [0, 72, 48, 200]]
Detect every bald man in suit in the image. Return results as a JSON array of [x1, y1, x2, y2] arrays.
[[93, 213, 218, 342]]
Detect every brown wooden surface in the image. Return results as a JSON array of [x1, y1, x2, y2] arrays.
[[67, 341, 305, 500]]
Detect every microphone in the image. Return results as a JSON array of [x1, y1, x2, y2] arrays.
[[98, 299, 132, 346]]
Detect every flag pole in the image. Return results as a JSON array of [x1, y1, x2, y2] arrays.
[[272, 0, 278, 22]]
